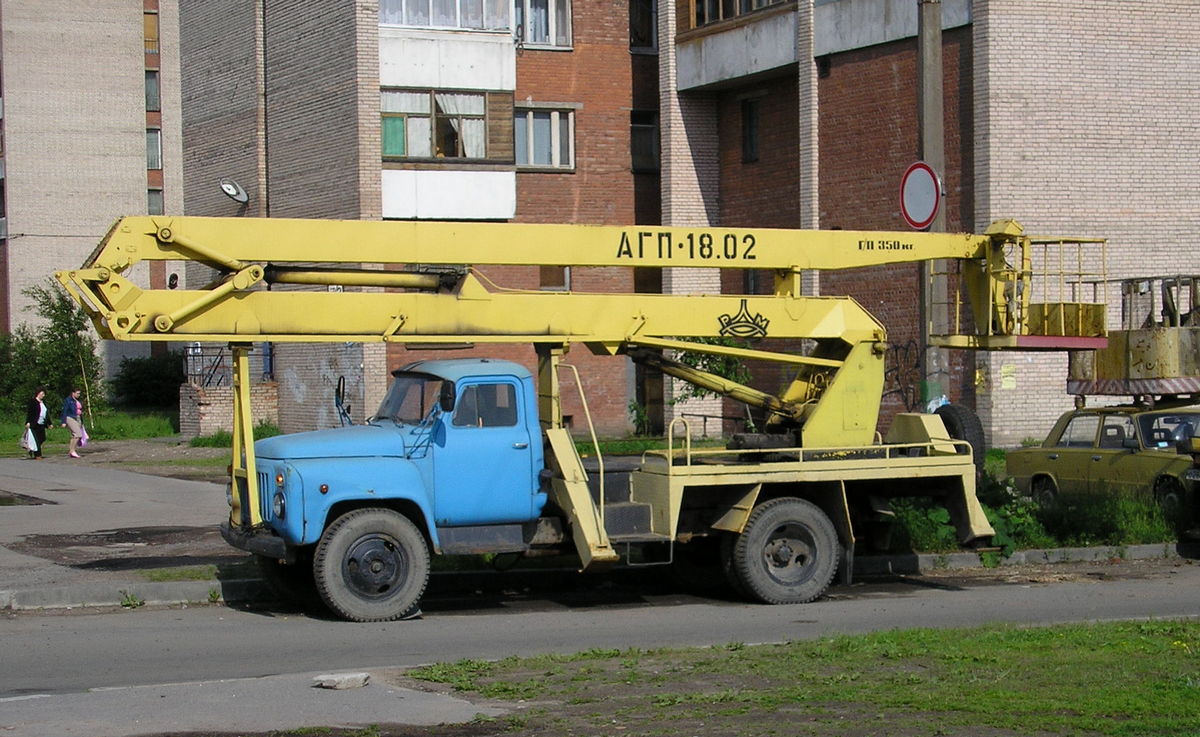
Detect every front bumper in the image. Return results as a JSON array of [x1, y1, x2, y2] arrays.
[[220, 521, 289, 560]]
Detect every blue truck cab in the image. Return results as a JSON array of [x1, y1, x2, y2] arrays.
[[225, 358, 551, 620]]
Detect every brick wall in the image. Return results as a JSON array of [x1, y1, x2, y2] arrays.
[[974, 0, 1200, 446], [816, 26, 977, 431], [179, 382, 279, 438]]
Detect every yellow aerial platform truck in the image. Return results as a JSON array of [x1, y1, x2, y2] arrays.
[[57, 217, 1106, 621]]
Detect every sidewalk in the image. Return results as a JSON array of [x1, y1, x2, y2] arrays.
[[0, 455, 1195, 612]]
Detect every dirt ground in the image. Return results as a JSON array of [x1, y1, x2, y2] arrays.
[[71, 436, 231, 483]]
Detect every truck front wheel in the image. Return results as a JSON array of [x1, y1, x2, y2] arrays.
[[313, 508, 430, 622], [730, 497, 839, 605]]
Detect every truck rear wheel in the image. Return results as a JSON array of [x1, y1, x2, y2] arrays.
[[313, 508, 430, 622], [730, 497, 839, 605]]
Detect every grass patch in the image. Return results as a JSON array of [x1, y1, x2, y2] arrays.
[[139, 565, 219, 582], [411, 620, 1200, 737], [189, 422, 281, 448], [1, 410, 179, 457], [1039, 489, 1176, 547], [118, 456, 229, 468]]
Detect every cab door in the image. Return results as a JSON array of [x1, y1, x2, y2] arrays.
[[432, 379, 537, 526]]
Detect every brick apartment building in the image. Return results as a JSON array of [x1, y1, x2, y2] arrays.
[[178, 0, 662, 436], [665, 0, 1200, 445], [0, 0, 182, 372], [22, 0, 1184, 445]]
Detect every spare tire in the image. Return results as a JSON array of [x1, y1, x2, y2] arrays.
[[935, 403, 986, 478]]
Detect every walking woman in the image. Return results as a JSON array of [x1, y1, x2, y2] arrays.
[[60, 387, 84, 458], [24, 386, 49, 460]]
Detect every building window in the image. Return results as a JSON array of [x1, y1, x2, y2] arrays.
[[630, 0, 656, 50], [741, 98, 759, 163], [146, 128, 163, 170], [148, 189, 164, 215], [695, 0, 783, 29], [145, 70, 161, 112], [514, 107, 574, 169], [379, 0, 509, 30], [144, 11, 159, 55], [382, 90, 487, 159], [515, 0, 571, 47], [630, 110, 659, 173]]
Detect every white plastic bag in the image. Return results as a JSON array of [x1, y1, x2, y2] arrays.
[[20, 428, 38, 453]]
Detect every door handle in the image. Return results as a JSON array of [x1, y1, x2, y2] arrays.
[[512, 442, 529, 449], [1091, 455, 1102, 461], [1048, 454, 1058, 460]]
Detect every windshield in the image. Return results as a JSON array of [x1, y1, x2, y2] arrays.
[[1138, 411, 1200, 450], [374, 372, 445, 425]]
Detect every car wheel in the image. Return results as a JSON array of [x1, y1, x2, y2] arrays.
[[1031, 477, 1058, 508], [1154, 476, 1186, 527], [728, 497, 839, 605], [313, 508, 430, 622], [935, 403, 986, 479]]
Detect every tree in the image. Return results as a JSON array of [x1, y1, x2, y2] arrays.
[[0, 281, 105, 416]]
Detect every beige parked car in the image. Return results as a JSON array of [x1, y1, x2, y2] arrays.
[[1006, 404, 1200, 533]]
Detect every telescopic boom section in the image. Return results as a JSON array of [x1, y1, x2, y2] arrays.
[[57, 216, 1104, 350]]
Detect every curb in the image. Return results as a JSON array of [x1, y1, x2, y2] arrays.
[[0, 578, 269, 611], [2, 542, 1196, 612], [852, 542, 1192, 576]]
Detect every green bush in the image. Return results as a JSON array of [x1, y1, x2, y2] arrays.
[[112, 351, 185, 409], [888, 498, 961, 553]]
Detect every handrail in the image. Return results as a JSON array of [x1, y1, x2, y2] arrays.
[[558, 362, 604, 513], [643, 437, 973, 469]]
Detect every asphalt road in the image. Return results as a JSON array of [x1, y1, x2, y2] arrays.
[[4, 560, 1198, 697]]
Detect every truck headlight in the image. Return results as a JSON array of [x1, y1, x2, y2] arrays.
[[272, 491, 286, 519]]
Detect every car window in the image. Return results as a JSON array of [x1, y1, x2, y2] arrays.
[[1138, 411, 1200, 450], [1098, 415, 1135, 449], [452, 382, 518, 428], [1056, 415, 1099, 448]]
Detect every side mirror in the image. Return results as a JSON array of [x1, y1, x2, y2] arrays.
[[439, 382, 456, 413], [1122, 436, 1139, 450]]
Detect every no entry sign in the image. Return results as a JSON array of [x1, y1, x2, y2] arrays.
[[900, 161, 942, 230]]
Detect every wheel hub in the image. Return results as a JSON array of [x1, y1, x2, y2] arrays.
[[343, 535, 407, 599], [762, 523, 816, 585]]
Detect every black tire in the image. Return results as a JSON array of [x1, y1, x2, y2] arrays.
[[935, 403, 986, 478], [1031, 476, 1058, 508], [729, 497, 839, 605], [313, 508, 430, 622], [1154, 476, 1187, 528], [255, 551, 320, 608]]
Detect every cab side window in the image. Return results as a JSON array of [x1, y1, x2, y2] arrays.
[[1056, 415, 1099, 448], [452, 383, 518, 428]]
